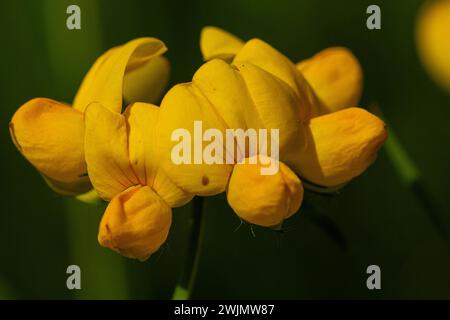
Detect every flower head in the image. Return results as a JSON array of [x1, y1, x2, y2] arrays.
[[10, 27, 388, 260], [9, 37, 182, 260], [194, 26, 387, 224], [85, 100, 192, 260], [200, 26, 387, 189], [9, 38, 170, 198]]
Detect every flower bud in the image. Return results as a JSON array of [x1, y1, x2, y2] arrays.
[[297, 47, 363, 114], [227, 156, 303, 227], [295, 107, 387, 187]]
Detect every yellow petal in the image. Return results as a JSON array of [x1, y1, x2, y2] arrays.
[[123, 55, 170, 105], [235, 62, 308, 166], [157, 84, 233, 196], [227, 155, 303, 227], [233, 38, 322, 117], [297, 47, 363, 114], [98, 185, 171, 261], [200, 26, 244, 61], [10, 98, 91, 195], [295, 107, 388, 187], [73, 38, 167, 113], [192, 59, 250, 129], [123, 102, 158, 185], [153, 169, 194, 207], [124, 102, 193, 207], [416, 0, 450, 93], [84, 102, 138, 200]]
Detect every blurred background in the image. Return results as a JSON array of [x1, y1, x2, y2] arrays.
[[1, 0, 449, 299]]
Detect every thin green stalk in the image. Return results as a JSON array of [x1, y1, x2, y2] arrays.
[[172, 197, 205, 300], [371, 104, 450, 246]]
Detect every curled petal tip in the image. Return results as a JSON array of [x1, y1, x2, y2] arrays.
[[123, 55, 170, 105], [74, 37, 169, 113]]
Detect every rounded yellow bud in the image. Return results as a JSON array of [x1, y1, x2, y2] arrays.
[[227, 156, 304, 227], [297, 47, 363, 114], [98, 185, 171, 261], [295, 107, 387, 187]]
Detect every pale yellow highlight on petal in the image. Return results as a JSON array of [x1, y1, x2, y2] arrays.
[[10, 98, 91, 195], [76, 189, 102, 205], [200, 26, 244, 61], [84, 102, 138, 200], [98, 185, 171, 261], [157, 84, 233, 196], [124, 102, 193, 207], [295, 107, 388, 187], [297, 47, 363, 114], [73, 38, 167, 113], [416, 0, 450, 93], [227, 155, 303, 227]]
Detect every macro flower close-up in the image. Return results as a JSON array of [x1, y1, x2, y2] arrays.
[[1, 0, 450, 306]]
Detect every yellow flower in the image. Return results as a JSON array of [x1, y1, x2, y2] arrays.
[[85, 100, 192, 260], [11, 27, 388, 258], [295, 107, 387, 187], [296, 47, 363, 114], [200, 26, 387, 190], [416, 0, 450, 93], [227, 156, 303, 228], [9, 38, 170, 199], [158, 31, 317, 198], [98, 185, 172, 261]]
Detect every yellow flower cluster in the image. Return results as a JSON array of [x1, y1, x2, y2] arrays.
[[9, 27, 387, 260]]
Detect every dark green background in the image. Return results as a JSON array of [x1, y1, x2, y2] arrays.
[[0, 0, 449, 299]]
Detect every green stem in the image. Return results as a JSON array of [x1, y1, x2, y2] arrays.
[[172, 197, 205, 300], [371, 104, 450, 247]]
